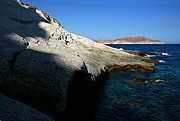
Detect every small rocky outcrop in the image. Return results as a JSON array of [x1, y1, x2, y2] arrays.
[[94, 36, 165, 44], [41, 11, 62, 26], [124, 50, 160, 64], [21, 2, 36, 10], [132, 77, 152, 84], [0, 0, 156, 120], [132, 77, 167, 85], [107, 64, 155, 72]]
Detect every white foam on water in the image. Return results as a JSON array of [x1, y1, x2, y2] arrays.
[[161, 53, 170, 56], [145, 54, 156, 58], [119, 48, 124, 50], [154, 79, 166, 83], [159, 60, 165, 63]]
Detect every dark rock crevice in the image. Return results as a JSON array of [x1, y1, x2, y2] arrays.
[[8, 51, 23, 72], [9, 17, 35, 25], [64, 69, 109, 121]]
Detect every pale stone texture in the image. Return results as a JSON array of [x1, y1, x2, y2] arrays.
[[0, 0, 154, 120]]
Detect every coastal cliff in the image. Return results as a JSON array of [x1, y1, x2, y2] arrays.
[[95, 36, 165, 44], [0, 0, 155, 120]]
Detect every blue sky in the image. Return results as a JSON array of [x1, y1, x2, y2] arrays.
[[23, 0, 180, 44]]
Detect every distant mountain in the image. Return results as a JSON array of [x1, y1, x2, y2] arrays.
[[94, 36, 165, 44]]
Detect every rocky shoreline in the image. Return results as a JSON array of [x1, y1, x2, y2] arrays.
[[0, 0, 157, 120]]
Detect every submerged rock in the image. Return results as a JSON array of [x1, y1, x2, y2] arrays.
[[132, 77, 167, 85], [140, 58, 159, 64], [139, 52, 158, 57], [133, 77, 152, 84], [125, 50, 165, 64]]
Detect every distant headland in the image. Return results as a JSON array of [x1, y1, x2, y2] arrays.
[[94, 36, 165, 44]]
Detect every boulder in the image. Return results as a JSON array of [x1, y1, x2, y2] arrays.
[[0, 94, 54, 121]]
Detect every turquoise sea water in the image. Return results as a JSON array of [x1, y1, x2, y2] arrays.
[[95, 44, 180, 121]]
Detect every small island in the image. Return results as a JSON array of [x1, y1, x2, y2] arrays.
[[94, 36, 165, 44]]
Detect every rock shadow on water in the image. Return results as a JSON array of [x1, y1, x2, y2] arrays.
[[65, 69, 109, 121]]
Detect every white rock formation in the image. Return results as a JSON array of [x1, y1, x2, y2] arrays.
[[0, 0, 154, 120]]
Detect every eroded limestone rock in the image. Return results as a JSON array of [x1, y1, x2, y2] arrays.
[[0, 0, 155, 120]]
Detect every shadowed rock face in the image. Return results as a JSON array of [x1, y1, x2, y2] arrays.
[[0, 94, 54, 121], [0, 0, 155, 120]]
